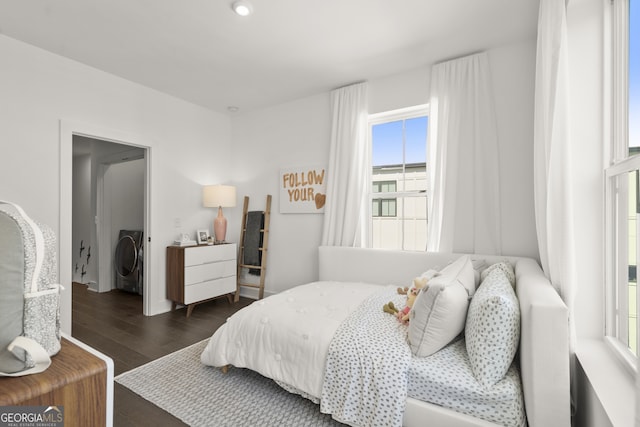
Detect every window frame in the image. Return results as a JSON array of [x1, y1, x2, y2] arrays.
[[367, 104, 429, 250], [604, 0, 637, 372]]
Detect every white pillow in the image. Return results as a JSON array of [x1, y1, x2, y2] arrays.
[[471, 258, 489, 289], [408, 255, 475, 357], [465, 267, 520, 388]]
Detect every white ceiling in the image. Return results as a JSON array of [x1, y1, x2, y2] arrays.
[[0, 0, 539, 114]]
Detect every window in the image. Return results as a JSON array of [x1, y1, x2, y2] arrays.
[[606, 0, 639, 361], [372, 181, 397, 217], [368, 105, 428, 251]]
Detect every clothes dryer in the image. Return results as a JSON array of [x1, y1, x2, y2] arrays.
[[114, 229, 143, 294]]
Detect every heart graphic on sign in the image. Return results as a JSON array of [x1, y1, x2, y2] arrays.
[[315, 193, 326, 209]]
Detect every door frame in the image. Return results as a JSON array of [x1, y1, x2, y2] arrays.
[[60, 120, 152, 333]]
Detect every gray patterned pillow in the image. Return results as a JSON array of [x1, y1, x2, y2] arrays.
[[480, 260, 515, 287], [465, 267, 520, 388]]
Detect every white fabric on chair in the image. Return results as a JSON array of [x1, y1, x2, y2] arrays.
[[321, 81, 369, 247], [426, 52, 501, 255]]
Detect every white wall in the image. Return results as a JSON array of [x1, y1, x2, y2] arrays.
[[229, 93, 331, 296], [0, 34, 232, 332], [489, 41, 539, 259], [106, 159, 145, 290], [567, 0, 606, 342], [565, 0, 611, 425], [230, 39, 539, 296]]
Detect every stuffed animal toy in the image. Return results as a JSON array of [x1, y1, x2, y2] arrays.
[[384, 276, 430, 323], [396, 286, 420, 324], [398, 277, 430, 323], [413, 276, 428, 289], [383, 301, 398, 315]]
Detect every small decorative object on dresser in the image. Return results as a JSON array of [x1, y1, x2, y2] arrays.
[[196, 229, 210, 245], [166, 243, 237, 316]]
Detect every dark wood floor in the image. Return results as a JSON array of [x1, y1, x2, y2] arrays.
[[71, 282, 252, 426]]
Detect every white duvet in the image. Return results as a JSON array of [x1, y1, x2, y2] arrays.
[[200, 281, 382, 398]]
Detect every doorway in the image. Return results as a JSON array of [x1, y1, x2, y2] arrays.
[[72, 136, 146, 301], [60, 120, 152, 334]]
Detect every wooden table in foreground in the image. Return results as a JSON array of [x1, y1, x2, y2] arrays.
[[0, 335, 114, 427]]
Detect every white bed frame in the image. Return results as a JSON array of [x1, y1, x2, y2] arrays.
[[318, 246, 570, 427]]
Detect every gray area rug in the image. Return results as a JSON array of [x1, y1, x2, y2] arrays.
[[115, 339, 344, 426]]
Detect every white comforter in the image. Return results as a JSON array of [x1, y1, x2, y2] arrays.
[[200, 281, 382, 398]]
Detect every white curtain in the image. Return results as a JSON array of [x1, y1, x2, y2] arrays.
[[533, 0, 576, 416], [534, 0, 575, 323], [426, 52, 501, 255], [321, 82, 369, 247]]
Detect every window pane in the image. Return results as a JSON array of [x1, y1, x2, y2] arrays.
[[389, 200, 397, 216], [405, 116, 428, 164], [372, 120, 403, 166], [371, 196, 427, 250], [630, 0, 639, 154], [629, 171, 639, 355], [614, 170, 640, 355], [381, 200, 390, 216]]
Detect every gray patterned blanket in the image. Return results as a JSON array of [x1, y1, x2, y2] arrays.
[[320, 287, 411, 427]]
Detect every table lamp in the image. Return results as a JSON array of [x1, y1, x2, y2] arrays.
[[202, 185, 236, 243]]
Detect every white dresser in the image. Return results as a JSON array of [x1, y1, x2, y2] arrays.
[[166, 243, 237, 316]]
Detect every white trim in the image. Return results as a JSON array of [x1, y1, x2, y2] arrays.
[[142, 148, 152, 315], [97, 163, 110, 293], [368, 103, 429, 125], [604, 335, 637, 375], [97, 163, 113, 293], [605, 151, 640, 177], [371, 191, 426, 199], [603, 0, 637, 368], [612, 0, 629, 164], [577, 338, 635, 427]]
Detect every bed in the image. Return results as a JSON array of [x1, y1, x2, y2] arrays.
[[201, 246, 570, 427]]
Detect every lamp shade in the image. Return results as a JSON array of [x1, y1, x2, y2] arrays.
[[203, 185, 236, 208]]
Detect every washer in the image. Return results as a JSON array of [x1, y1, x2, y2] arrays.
[[114, 230, 143, 295]]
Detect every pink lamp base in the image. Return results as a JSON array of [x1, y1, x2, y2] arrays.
[[214, 207, 227, 243]]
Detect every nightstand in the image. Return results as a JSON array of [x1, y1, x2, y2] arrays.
[[0, 334, 114, 427], [166, 243, 237, 316]]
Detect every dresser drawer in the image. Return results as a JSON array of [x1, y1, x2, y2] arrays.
[[184, 244, 236, 266], [184, 259, 235, 286], [184, 276, 236, 304]]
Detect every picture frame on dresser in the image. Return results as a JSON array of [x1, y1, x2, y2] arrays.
[[196, 229, 210, 245]]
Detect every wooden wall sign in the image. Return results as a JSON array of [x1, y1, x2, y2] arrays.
[[279, 165, 327, 213]]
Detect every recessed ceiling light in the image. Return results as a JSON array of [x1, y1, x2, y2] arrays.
[[227, 106, 240, 113], [232, 1, 252, 17]]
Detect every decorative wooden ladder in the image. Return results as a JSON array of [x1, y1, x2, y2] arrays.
[[235, 195, 271, 301]]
